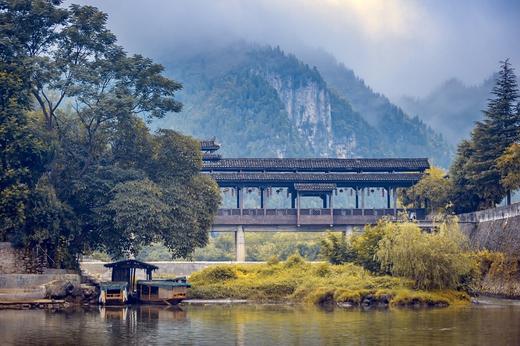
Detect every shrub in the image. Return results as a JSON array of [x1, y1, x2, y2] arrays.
[[320, 232, 355, 264], [376, 220, 474, 290], [193, 265, 237, 283], [284, 253, 305, 267], [475, 250, 519, 280], [267, 255, 280, 265], [185, 259, 468, 307], [350, 220, 396, 273], [313, 262, 331, 277]]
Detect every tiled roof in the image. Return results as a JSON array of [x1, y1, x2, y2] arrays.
[[202, 158, 429, 172], [207, 172, 423, 185], [202, 153, 222, 161], [294, 183, 337, 191], [200, 140, 220, 152]]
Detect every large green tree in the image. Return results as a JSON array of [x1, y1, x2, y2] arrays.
[[0, 0, 220, 265]]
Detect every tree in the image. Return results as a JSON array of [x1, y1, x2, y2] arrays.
[[0, 70, 49, 240], [400, 167, 451, 214], [466, 60, 519, 209], [0, 1, 220, 266], [497, 142, 520, 193], [449, 140, 481, 213]]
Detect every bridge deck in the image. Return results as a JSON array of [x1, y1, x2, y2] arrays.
[[213, 208, 425, 230]]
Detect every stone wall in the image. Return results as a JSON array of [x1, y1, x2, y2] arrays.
[[81, 261, 256, 280], [458, 203, 520, 298], [0, 274, 81, 289], [0, 242, 46, 274], [459, 204, 520, 255]]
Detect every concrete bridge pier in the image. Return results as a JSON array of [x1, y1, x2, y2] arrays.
[[343, 225, 354, 238], [235, 225, 246, 262]]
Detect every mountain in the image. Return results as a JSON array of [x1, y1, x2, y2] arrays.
[[295, 48, 452, 165], [156, 42, 452, 166], [397, 77, 496, 146]]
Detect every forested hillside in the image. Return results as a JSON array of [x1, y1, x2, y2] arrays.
[[157, 43, 452, 166]]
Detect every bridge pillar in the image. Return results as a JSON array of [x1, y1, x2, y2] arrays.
[[343, 225, 353, 238], [235, 225, 246, 262], [361, 188, 365, 215], [393, 187, 398, 216]]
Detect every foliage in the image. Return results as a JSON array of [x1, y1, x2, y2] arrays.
[[185, 260, 469, 307], [0, 70, 49, 240], [475, 250, 519, 282], [400, 167, 452, 214], [458, 60, 519, 210], [0, 1, 220, 266], [320, 232, 354, 265], [471, 250, 520, 297], [497, 143, 520, 192], [376, 220, 474, 290], [350, 221, 396, 273], [448, 140, 481, 213]]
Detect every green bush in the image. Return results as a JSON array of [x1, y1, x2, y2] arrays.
[[350, 221, 396, 273], [376, 219, 474, 290], [284, 253, 306, 267], [193, 265, 237, 283], [267, 255, 280, 265], [320, 232, 355, 264]]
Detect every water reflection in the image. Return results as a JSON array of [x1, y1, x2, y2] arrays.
[[1, 303, 520, 345]]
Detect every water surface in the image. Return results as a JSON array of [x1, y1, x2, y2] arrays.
[[1, 299, 520, 345]]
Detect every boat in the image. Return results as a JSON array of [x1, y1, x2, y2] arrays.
[[99, 282, 128, 305], [137, 277, 191, 305], [99, 259, 190, 305]]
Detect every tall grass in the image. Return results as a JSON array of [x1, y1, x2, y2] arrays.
[[185, 255, 469, 307]]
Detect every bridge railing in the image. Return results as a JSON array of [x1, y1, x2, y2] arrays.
[[458, 202, 520, 223], [215, 208, 426, 226]]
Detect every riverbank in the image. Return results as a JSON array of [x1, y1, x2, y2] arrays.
[[181, 258, 470, 308]]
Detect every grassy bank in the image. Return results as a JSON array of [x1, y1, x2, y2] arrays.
[[183, 257, 469, 308]]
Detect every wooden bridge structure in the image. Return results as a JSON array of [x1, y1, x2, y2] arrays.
[[200, 140, 429, 261]]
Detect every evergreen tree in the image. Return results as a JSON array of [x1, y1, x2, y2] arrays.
[[449, 140, 480, 213], [466, 60, 519, 209]]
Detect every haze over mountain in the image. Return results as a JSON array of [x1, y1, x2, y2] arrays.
[[397, 77, 496, 146], [72, 0, 520, 166], [76, 0, 520, 99], [156, 42, 452, 166]]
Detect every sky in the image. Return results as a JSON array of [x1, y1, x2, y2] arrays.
[[75, 0, 520, 99]]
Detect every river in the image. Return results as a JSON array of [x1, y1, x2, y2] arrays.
[[1, 298, 520, 345]]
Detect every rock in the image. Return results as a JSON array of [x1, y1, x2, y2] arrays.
[[80, 284, 96, 298], [70, 286, 84, 298], [337, 302, 355, 308], [45, 280, 75, 299]]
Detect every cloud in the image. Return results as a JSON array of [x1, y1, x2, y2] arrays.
[[73, 0, 520, 98]]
